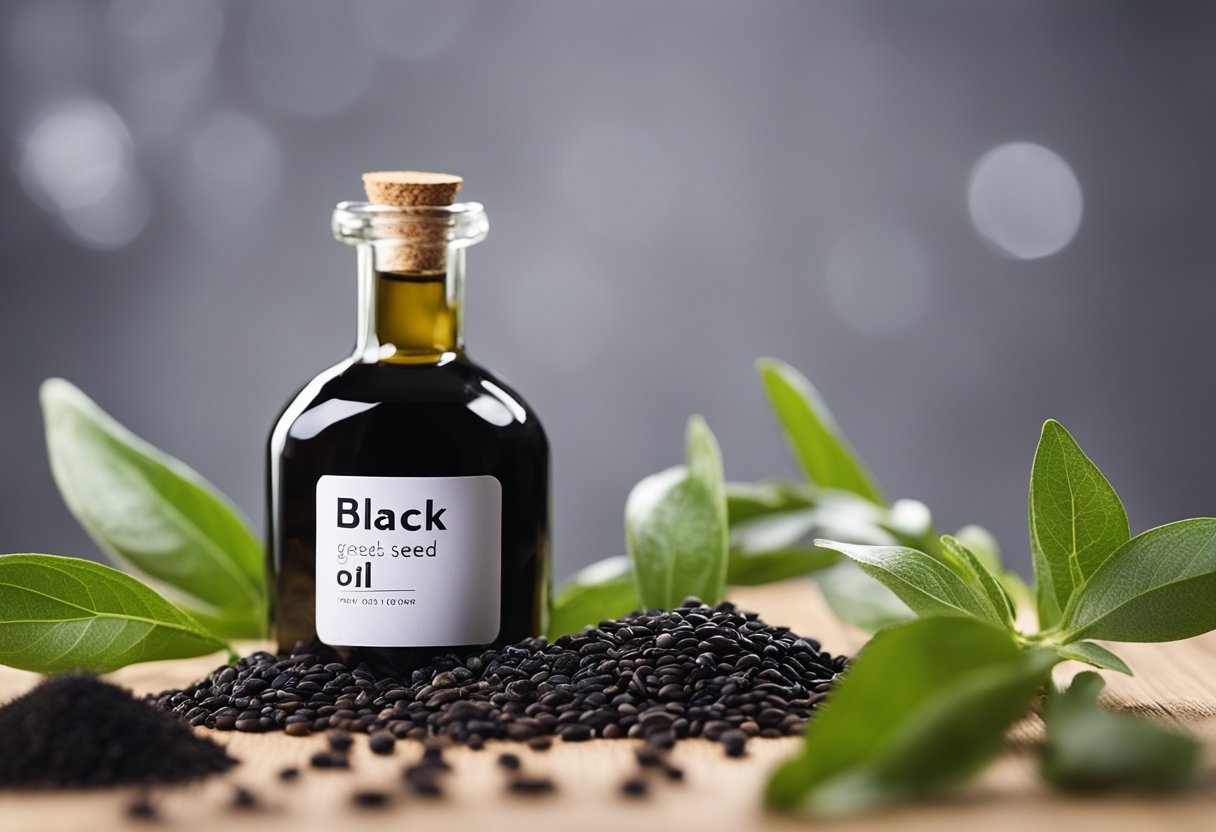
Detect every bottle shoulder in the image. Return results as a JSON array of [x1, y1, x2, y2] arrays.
[[272, 356, 546, 447]]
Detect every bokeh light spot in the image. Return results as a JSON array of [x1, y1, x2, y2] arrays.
[[16, 97, 148, 249], [968, 142, 1083, 260]]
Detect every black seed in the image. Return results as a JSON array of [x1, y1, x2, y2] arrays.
[[351, 790, 390, 808], [720, 729, 748, 758], [0, 676, 234, 789], [146, 600, 843, 758], [497, 752, 521, 770], [368, 731, 395, 755], [404, 765, 444, 797], [421, 743, 449, 768], [126, 796, 158, 821], [560, 724, 592, 742], [621, 777, 649, 797], [231, 786, 259, 810], [328, 730, 353, 752], [508, 776, 556, 795], [634, 747, 663, 768], [278, 767, 300, 782], [310, 751, 349, 769]]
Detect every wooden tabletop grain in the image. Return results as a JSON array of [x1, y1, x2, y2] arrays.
[[1, 581, 1213, 832]]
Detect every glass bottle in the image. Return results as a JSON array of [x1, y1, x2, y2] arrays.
[[267, 181, 550, 675]]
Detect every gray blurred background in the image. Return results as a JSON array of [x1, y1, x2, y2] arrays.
[[2, 0, 1213, 581]]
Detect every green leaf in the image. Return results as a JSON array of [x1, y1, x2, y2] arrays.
[[1041, 672, 1199, 793], [0, 554, 228, 673], [625, 416, 729, 609], [1000, 571, 1036, 618], [728, 507, 840, 585], [953, 524, 1004, 572], [725, 480, 813, 525], [1029, 420, 1129, 629], [816, 561, 913, 633], [728, 547, 840, 585], [686, 414, 728, 530], [815, 540, 1004, 625], [40, 379, 266, 638], [941, 535, 1015, 626], [766, 617, 1056, 815], [547, 557, 639, 640], [1061, 518, 1216, 643], [1054, 641, 1132, 676], [757, 358, 885, 505]]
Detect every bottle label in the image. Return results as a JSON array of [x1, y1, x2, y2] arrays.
[[314, 474, 502, 647]]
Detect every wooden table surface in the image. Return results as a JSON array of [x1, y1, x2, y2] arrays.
[[1, 581, 1213, 832]]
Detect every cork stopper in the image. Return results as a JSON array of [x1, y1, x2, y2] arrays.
[[362, 171, 463, 272]]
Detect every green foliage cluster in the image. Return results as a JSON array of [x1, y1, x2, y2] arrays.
[[0, 380, 264, 672]]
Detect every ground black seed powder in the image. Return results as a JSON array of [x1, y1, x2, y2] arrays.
[[151, 599, 845, 752], [0, 675, 235, 789]]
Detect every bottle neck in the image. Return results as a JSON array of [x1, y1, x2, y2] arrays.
[[355, 245, 466, 364]]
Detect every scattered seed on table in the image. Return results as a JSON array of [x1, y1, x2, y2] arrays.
[[662, 763, 685, 782], [310, 751, 349, 769], [527, 737, 552, 752], [126, 796, 158, 822], [368, 731, 396, 755], [404, 765, 444, 797], [421, 744, 450, 770], [634, 748, 662, 769], [278, 766, 300, 782], [720, 729, 748, 758], [352, 790, 390, 809], [231, 786, 259, 810], [328, 730, 353, 752], [621, 777, 649, 798], [150, 600, 845, 754], [497, 752, 522, 770], [508, 776, 556, 795]]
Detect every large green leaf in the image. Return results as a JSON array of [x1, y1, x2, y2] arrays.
[[766, 617, 1056, 815], [953, 524, 1004, 573], [815, 540, 1004, 626], [40, 379, 266, 638], [625, 416, 729, 609], [942, 535, 1015, 626], [728, 547, 840, 586], [1029, 420, 1129, 628], [757, 359, 884, 505], [0, 554, 228, 673], [1041, 672, 1199, 792], [1061, 519, 1216, 643], [727, 505, 845, 585], [1054, 641, 1131, 676], [816, 561, 913, 633], [547, 556, 639, 639], [724, 480, 814, 525]]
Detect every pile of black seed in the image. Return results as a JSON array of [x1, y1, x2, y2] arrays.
[[0, 675, 235, 789], [150, 599, 845, 754]]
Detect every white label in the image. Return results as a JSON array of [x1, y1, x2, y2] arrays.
[[315, 474, 502, 647]]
